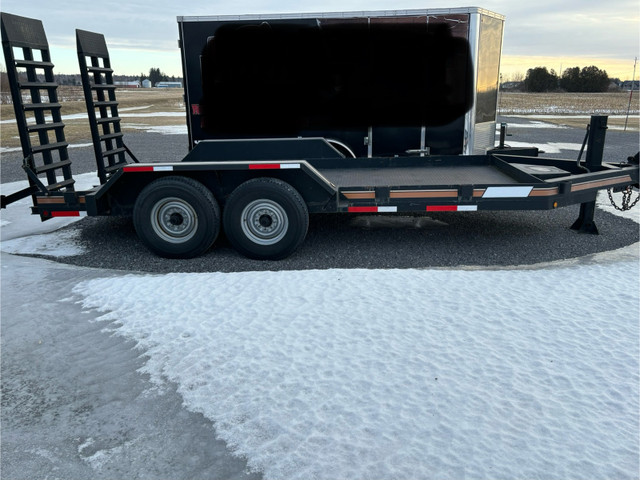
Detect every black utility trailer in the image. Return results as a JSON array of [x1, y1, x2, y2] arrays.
[[1, 10, 638, 260]]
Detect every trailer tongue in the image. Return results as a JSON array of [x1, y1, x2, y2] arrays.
[[1, 10, 638, 260]]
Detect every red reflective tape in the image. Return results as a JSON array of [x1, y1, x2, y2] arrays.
[[123, 166, 154, 172], [50, 211, 81, 217], [426, 205, 458, 212], [348, 207, 379, 213], [249, 164, 281, 170]]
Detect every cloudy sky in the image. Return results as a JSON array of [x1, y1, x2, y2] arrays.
[[1, 0, 638, 80]]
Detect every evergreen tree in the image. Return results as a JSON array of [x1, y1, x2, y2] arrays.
[[579, 66, 609, 92], [560, 65, 609, 92], [524, 67, 558, 92], [560, 66, 580, 91], [148, 67, 169, 86]]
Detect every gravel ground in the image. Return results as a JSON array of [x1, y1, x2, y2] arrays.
[[2, 117, 638, 273]]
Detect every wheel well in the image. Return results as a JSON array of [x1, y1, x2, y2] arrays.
[[103, 169, 329, 215]]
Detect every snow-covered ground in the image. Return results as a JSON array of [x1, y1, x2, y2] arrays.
[[1, 168, 639, 478], [69, 203, 640, 480]]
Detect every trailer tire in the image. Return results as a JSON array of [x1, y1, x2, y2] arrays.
[[223, 178, 309, 260], [133, 176, 220, 258]]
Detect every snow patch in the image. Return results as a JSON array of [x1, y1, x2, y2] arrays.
[[1, 142, 95, 154], [119, 112, 184, 118], [496, 141, 583, 153], [72, 259, 639, 480], [1, 228, 84, 256], [126, 124, 188, 135], [498, 120, 568, 129], [0, 173, 98, 243]]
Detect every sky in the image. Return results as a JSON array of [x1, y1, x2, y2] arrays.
[[1, 0, 638, 80]]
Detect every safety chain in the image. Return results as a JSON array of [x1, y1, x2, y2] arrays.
[[607, 185, 640, 211]]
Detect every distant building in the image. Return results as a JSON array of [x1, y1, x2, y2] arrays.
[[155, 81, 182, 88], [142, 79, 152, 88], [500, 81, 523, 91], [114, 80, 141, 88], [621, 80, 639, 91]]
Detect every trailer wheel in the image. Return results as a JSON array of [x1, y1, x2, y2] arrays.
[[223, 178, 309, 260], [133, 176, 220, 258]]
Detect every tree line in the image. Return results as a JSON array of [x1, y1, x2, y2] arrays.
[[522, 65, 610, 93], [140, 67, 179, 86]]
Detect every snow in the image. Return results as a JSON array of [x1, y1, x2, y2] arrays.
[[499, 141, 583, 153], [125, 124, 188, 135], [0, 142, 94, 154], [499, 120, 568, 129], [1, 170, 639, 479], [71, 260, 639, 480], [0, 173, 97, 248]]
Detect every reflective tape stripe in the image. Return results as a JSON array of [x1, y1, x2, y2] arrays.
[[426, 205, 478, 212], [123, 165, 174, 172], [249, 163, 301, 170], [482, 186, 533, 198], [50, 211, 87, 217], [348, 206, 398, 213]]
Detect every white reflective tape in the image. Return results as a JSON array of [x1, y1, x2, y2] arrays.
[[483, 186, 533, 198], [377, 206, 397, 212], [154, 166, 174, 172], [456, 205, 478, 211], [280, 163, 301, 169]]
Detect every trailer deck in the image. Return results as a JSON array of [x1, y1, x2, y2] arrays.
[[319, 164, 520, 187]]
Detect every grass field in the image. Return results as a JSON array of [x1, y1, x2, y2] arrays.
[[1, 89, 638, 150], [0, 89, 185, 150], [498, 91, 640, 129]]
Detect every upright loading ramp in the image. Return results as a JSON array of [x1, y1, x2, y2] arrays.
[[76, 29, 138, 185], [0, 12, 75, 208]]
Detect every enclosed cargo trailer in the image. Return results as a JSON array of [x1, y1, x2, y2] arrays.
[[178, 8, 505, 157], [1, 11, 638, 260]]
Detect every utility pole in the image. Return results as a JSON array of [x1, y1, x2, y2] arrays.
[[624, 57, 637, 132]]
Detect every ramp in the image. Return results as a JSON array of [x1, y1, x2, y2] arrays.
[[1, 12, 75, 207], [76, 29, 138, 184]]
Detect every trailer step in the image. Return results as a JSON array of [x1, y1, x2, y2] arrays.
[[35, 159, 72, 174], [99, 132, 123, 142], [93, 100, 118, 108], [26, 122, 65, 133], [1, 12, 76, 205], [31, 141, 69, 154], [45, 178, 75, 191], [15, 59, 54, 68], [77, 28, 137, 184], [90, 84, 117, 90], [104, 161, 128, 173], [102, 147, 127, 157], [96, 116, 121, 124], [23, 102, 62, 111], [86, 66, 114, 74], [19, 81, 59, 89]]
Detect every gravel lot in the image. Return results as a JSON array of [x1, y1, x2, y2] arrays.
[[1, 117, 638, 273]]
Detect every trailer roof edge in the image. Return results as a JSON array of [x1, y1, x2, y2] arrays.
[[177, 7, 505, 23]]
